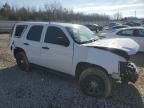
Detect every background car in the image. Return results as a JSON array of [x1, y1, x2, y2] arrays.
[[106, 22, 122, 29], [123, 21, 141, 26], [100, 27, 144, 52], [84, 24, 103, 33], [103, 25, 129, 33], [93, 24, 103, 31]]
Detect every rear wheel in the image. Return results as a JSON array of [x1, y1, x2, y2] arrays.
[[79, 67, 112, 98], [15, 52, 31, 71]]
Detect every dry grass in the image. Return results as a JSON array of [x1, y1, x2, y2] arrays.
[[0, 34, 15, 68]]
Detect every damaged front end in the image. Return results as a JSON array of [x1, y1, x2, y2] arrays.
[[119, 62, 138, 83]]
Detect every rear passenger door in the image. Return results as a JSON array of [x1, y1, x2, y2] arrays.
[[41, 26, 73, 74], [23, 25, 44, 65]]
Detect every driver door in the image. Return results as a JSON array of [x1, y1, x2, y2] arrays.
[[40, 26, 73, 74]]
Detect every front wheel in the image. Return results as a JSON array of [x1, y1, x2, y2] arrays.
[[79, 67, 112, 98]]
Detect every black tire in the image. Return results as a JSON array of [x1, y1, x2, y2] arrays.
[[15, 52, 31, 71], [79, 67, 112, 98]]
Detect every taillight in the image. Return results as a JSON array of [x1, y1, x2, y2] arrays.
[[8, 32, 12, 47], [8, 25, 15, 46]]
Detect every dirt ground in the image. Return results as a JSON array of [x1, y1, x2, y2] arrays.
[[0, 34, 144, 108]]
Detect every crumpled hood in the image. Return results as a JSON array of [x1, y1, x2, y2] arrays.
[[84, 38, 139, 55]]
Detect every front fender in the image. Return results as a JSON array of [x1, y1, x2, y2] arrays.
[[79, 47, 127, 75]]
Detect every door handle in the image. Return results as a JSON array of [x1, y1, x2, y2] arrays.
[[42, 47, 49, 50], [24, 43, 29, 45]]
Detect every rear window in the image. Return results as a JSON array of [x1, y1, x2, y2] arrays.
[[15, 25, 27, 38]]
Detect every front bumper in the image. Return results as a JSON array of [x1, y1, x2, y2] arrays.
[[119, 62, 138, 83]]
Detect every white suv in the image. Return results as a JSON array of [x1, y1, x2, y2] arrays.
[[9, 22, 139, 98]]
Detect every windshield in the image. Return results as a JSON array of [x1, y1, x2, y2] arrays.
[[66, 25, 99, 44]]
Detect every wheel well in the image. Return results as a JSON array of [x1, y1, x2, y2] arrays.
[[75, 62, 108, 79], [14, 47, 25, 58]]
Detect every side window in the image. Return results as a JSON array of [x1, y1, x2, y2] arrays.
[[15, 25, 27, 38], [27, 25, 43, 41], [133, 29, 139, 36], [138, 29, 144, 37], [117, 29, 134, 36], [44, 26, 69, 46]]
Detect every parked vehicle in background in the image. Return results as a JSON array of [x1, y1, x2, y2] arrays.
[[84, 24, 103, 33], [93, 24, 103, 31], [85, 24, 98, 33], [123, 21, 141, 27], [111, 25, 129, 30], [141, 20, 144, 27], [100, 27, 144, 52], [9, 22, 139, 98], [107, 22, 122, 29], [103, 22, 122, 32], [103, 25, 129, 33]]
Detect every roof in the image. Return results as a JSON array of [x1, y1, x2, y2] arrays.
[[15, 21, 81, 28]]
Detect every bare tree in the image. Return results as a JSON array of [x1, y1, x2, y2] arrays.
[[113, 12, 122, 20], [0, 2, 110, 22]]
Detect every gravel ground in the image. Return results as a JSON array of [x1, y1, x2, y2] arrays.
[[0, 34, 144, 108]]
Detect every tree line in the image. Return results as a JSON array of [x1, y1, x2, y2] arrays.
[[0, 2, 110, 22]]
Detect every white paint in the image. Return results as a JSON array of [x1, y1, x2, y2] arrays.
[[9, 22, 139, 80]]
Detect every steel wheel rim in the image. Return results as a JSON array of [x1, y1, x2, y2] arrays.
[[84, 76, 105, 96]]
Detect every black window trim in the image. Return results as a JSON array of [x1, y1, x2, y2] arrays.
[[14, 25, 28, 38], [26, 25, 44, 42], [44, 26, 70, 46]]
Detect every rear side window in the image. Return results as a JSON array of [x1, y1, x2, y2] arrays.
[[27, 25, 43, 42], [15, 25, 27, 38]]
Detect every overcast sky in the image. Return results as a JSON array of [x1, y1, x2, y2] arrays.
[[0, 0, 144, 18]]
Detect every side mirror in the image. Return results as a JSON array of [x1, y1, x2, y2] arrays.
[[57, 36, 70, 47]]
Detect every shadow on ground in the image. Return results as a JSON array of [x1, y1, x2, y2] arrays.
[[0, 65, 143, 108]]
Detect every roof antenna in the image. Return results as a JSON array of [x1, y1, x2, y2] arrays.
[[49, 21, 51, 24], [48, 18, 51, 24], [135, 10, 136, 18]]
